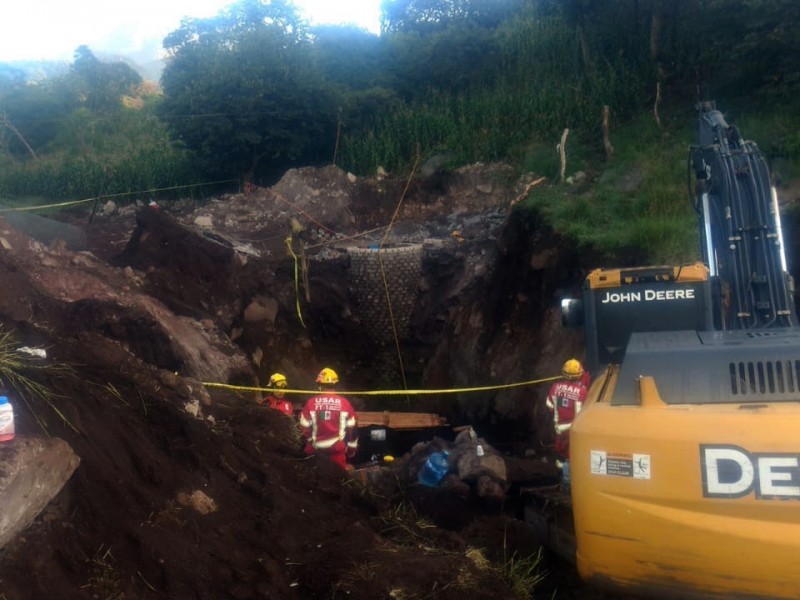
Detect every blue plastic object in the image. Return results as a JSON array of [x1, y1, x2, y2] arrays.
[[0, 394, 14, 442], [560, 460, 571, 493], [418, 451, 449, 487]]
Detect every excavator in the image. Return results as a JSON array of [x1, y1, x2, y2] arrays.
[[539, 101, 800, 599]]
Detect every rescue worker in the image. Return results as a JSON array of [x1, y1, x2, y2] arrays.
[[299, 368, 358, 469], [259, 373, 294, 417], [546, 359, 588, 468]]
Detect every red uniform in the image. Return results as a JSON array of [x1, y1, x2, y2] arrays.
[[299, 393, 358, 469], [259, 394, 294, 417], [546, 379, 588, 460]]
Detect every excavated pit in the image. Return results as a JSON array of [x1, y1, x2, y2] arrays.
[[0, 164, 690, 599]]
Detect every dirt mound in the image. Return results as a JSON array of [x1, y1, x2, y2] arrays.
[[0, 359, 533, 599]]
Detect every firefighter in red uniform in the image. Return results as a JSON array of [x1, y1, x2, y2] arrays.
[[259, 373, 294, 417], [546, 359, 588, 467], [299, 368, 358, 469]]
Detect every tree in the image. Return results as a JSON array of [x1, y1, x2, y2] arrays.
[[159, 0, 337, 182], [308, 25, 403, 128], [71, 46, 143, 113], [0, 76, 78, 160], [679, 0, 800, 98], [378, 0, 521, 99], [380, 0, 525, 34]]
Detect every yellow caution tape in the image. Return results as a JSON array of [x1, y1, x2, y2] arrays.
[[0, 179, 237, 213], [200, 375, 559, 396]]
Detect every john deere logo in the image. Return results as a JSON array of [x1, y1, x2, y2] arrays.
[[600, 289, 696, 304], [701, 445, 800, 499]]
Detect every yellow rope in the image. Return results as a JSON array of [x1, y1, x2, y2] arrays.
[[377, 151, 421, 398], [284, 236, 306, 328], [201, 375, 559, 396]]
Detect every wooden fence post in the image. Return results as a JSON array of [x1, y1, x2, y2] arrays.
[[654, 82, 662, 129], [602, 105, 614, 161]]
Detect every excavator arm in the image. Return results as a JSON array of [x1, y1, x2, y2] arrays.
[[690, 100, 796, 330]]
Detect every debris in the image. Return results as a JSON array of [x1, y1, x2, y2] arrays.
[[18, 347, 46, 359], [177, 490, 218, 515]]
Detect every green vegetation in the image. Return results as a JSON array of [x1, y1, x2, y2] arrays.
[[0, 327, 75, 434], [498, 547, 546, 597], [2, 0, 799, 264]]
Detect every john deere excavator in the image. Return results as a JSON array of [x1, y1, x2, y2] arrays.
[[550, 101, 800, 599]]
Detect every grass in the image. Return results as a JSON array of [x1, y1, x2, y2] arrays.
[[0, 107, 199, 203], [81, 544, 125, 600], [373, 502, 548, 598], [377, 501, 437, 548], [516, 109, 707, 266], [0, 327, 77, 434], [498, 547, 547, 598]]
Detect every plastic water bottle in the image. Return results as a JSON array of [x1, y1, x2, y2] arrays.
[[0, 395, 15, 442], [418, 451, 449, 487], [561, 460, 571, 493]]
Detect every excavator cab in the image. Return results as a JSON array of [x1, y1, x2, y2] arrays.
[[560, 102, 800, 599]]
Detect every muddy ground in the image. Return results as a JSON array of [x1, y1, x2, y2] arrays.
[[0, 164, 615, 600]]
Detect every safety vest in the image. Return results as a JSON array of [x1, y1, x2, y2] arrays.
[[299, 393, 357, 453]]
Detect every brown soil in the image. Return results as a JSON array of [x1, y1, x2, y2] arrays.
[[0, 172, 590, 600]]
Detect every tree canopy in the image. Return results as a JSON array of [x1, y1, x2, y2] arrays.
[[2, 0, 799, 196], [159, 0, 337, 181]]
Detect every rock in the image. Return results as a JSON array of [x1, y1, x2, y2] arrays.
[[194, 215, 214, 229], [476, 474, 506, 499], [177, 490, 218, 515], [0, 212, 87, 251], [420, 154, 451, 179], [0, 436, 80, 550], [529, 248, 558, 270], [102, 200, 118, 216], [566, 171, 586, 185], [243, 296, 279, 323], [455, 450, 507, 485], [184, 399, 201, 418]]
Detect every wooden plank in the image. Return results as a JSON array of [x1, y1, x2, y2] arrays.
[[357, 411, 448, 429]]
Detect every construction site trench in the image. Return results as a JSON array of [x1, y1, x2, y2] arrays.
[[6, 161, 799, 599]]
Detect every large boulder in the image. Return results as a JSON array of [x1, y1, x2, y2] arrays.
[[0, 214, 251, 383], [0, 436, 79, 550]]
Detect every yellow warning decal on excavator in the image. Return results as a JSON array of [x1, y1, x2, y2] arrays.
[[590, 450, 651, 479]]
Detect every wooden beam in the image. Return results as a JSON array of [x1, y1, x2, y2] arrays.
[[358, 411, 448, 429]]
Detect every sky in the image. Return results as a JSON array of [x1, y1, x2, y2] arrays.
[[0, 0, 382, 64]]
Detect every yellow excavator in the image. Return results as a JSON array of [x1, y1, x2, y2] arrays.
[[551, 101, 800, 599]]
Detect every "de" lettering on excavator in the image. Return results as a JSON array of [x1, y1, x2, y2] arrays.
[[700, 445, 800, 499]]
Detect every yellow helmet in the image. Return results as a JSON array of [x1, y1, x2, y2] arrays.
[[562, 359, 583, 380], [268, 373, 287, 388], [316, 367, 339, 384]]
